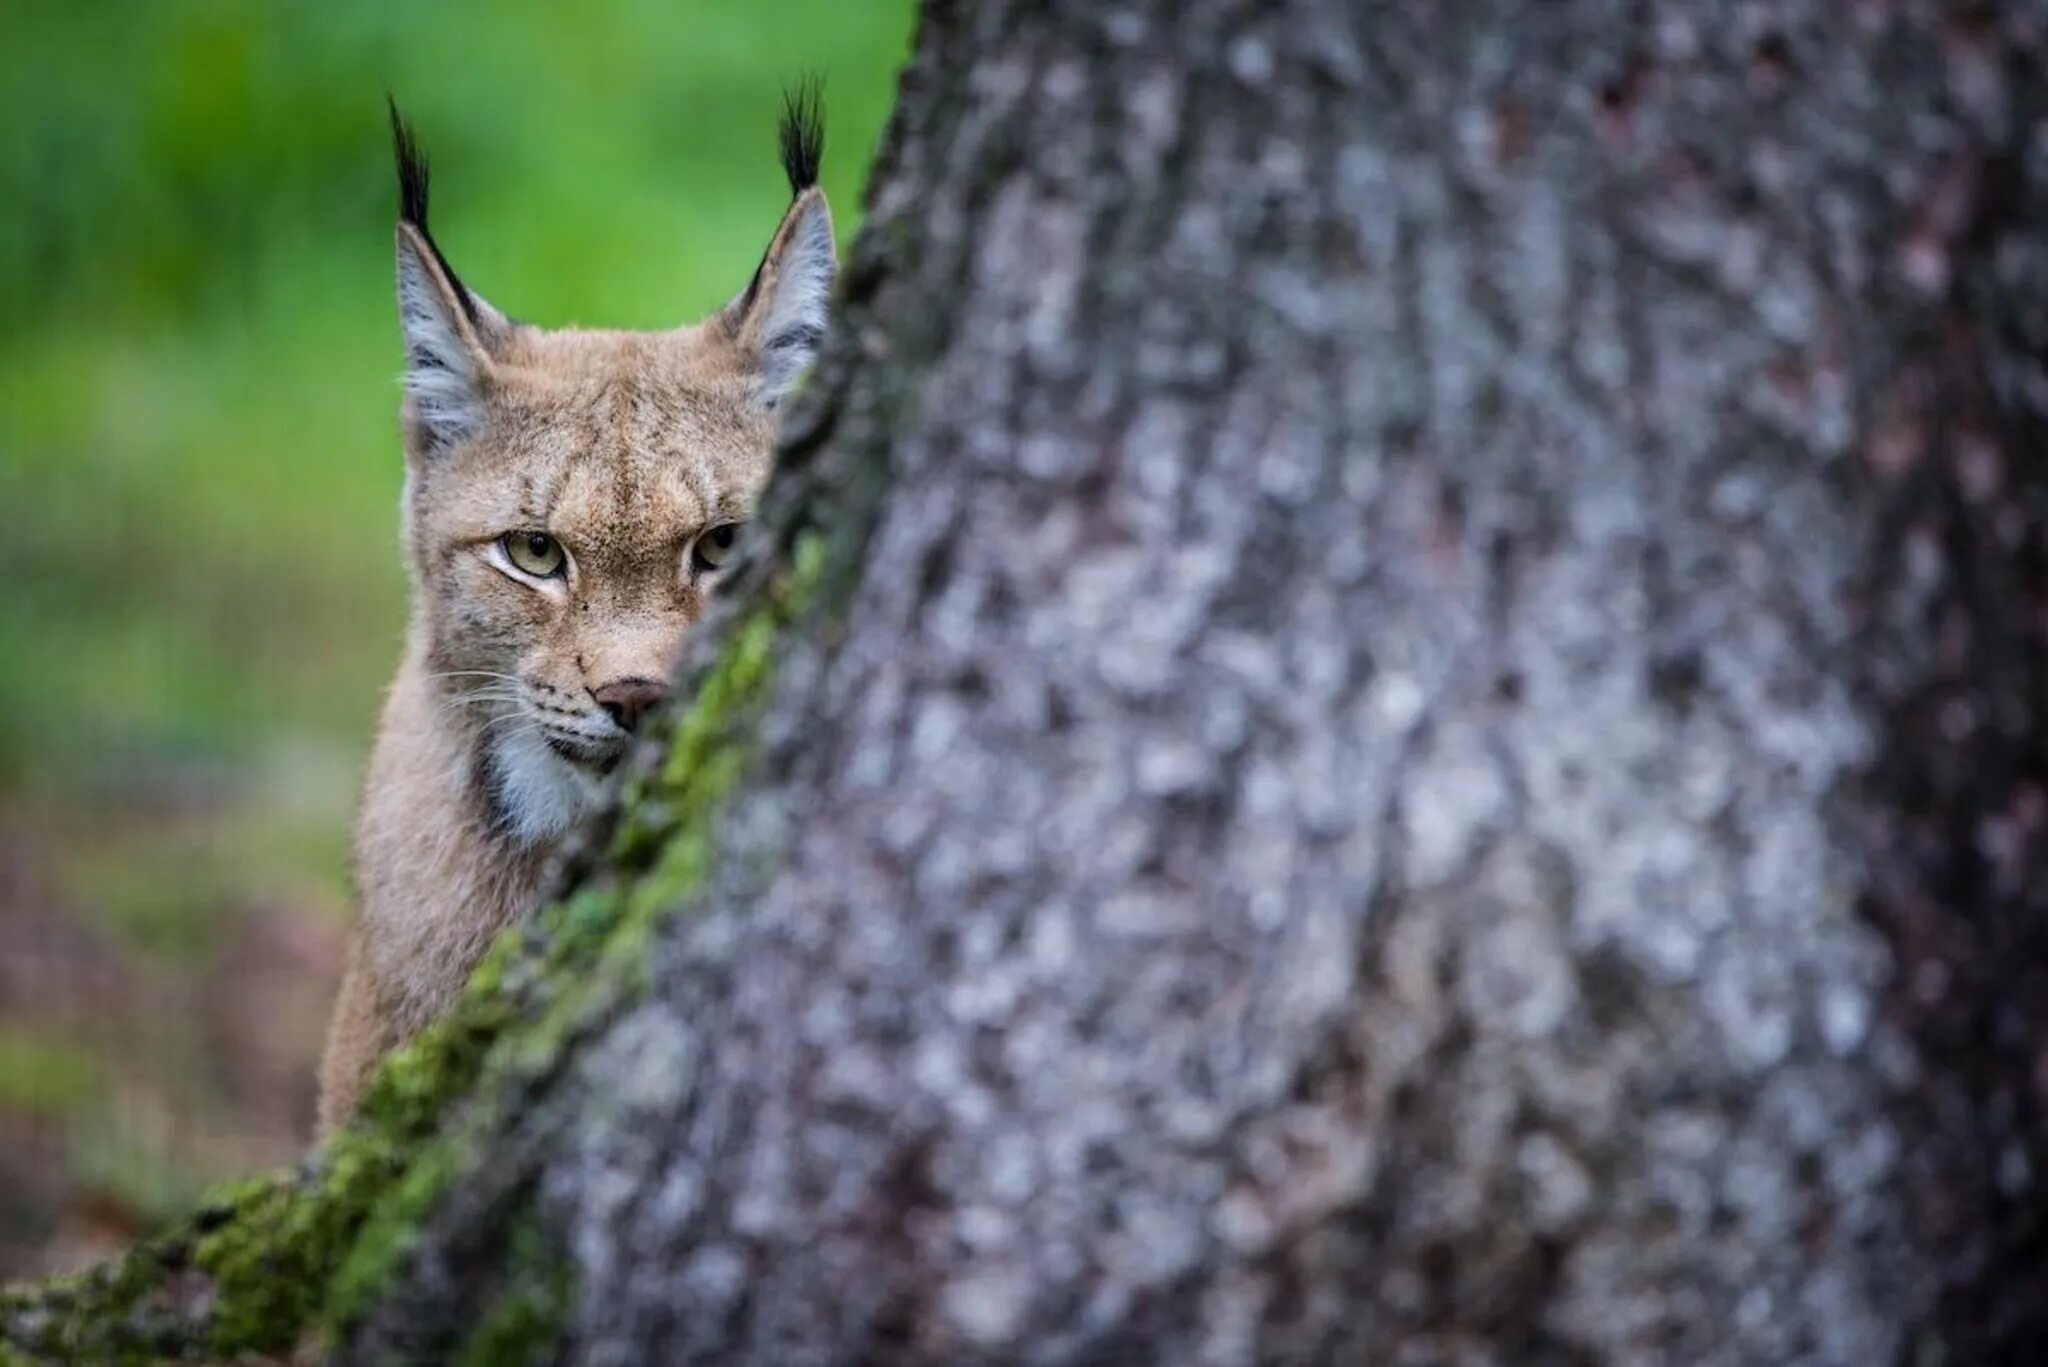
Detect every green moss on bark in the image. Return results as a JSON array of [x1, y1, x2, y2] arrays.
[[0, 535, 826, 1364], [451, 1219, 576, 1367]]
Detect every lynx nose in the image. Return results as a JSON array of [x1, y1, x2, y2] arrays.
[[592, 678, 670, 734]]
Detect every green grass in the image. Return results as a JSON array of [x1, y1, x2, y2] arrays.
[[0, 1029, 106, 1121]]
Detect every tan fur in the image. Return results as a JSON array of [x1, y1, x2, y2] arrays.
[[316, 178, 833, 1134]]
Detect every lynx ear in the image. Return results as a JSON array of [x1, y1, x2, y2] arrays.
[[721, 83, 835, 409], [724, 187, 836, 410], [389, 100, 506, 456]]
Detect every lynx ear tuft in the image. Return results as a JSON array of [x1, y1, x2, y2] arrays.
[[390, 96, 435, 241], [778, 77, 825, 196], [389, 99, 504, 455]]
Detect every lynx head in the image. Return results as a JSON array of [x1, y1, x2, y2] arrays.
[[388, 89, 833, 845]]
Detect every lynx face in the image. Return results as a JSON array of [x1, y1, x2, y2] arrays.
[[389, 97, 833, 843]]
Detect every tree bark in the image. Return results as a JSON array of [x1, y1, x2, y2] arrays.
[[9, 0, 2048, 1363]]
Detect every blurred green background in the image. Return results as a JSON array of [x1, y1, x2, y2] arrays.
[[0, 0, 912, 1275]]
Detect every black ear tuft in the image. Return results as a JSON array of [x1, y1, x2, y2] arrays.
[[778, 76, 825, 197], [389, 95, 432, 230], [387, 96, 482, 329]]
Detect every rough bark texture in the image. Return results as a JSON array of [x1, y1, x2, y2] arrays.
[[9, 0, 2048, 1363]]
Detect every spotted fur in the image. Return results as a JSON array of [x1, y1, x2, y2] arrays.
[[318, 94, 836, 1133]]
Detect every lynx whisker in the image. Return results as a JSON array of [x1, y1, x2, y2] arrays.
[[427, 670, 529, 686]]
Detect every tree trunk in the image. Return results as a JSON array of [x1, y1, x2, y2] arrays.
[[9, 0, 2048, 1362]]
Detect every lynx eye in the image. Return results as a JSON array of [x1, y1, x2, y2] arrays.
[[691, 523, 740, 575], [501, 530, 566, 579]]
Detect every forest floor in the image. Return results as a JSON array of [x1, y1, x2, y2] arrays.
[[0, 786, 346, 1277]]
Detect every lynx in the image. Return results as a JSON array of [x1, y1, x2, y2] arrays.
[[316, 93, 834, 1132]]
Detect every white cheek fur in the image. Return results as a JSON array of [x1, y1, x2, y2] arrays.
[[490, 727, 603, 844]]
